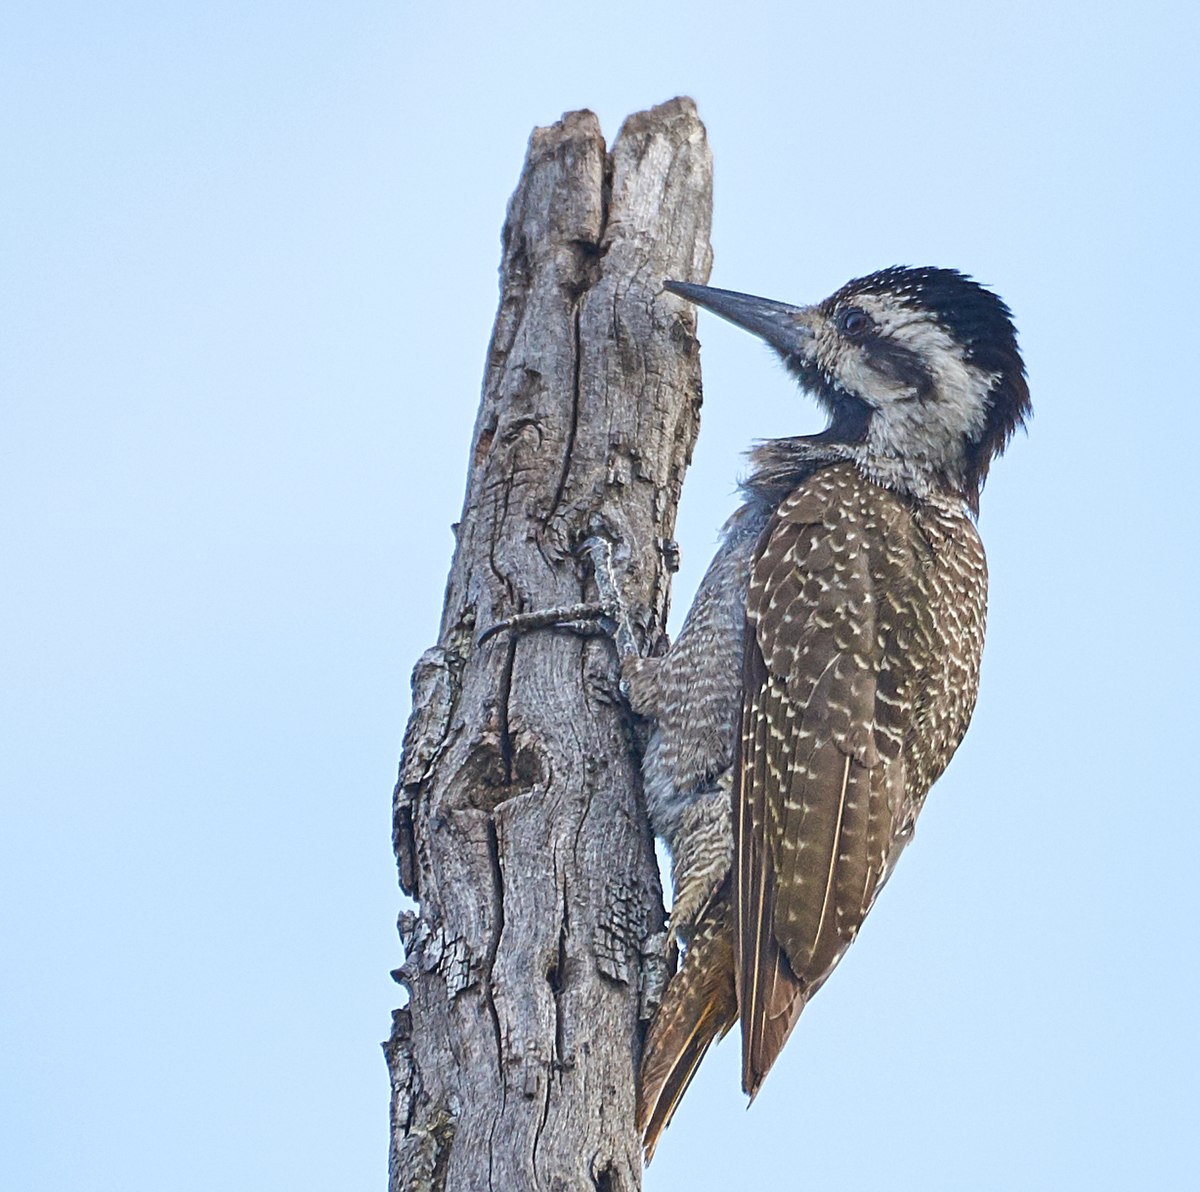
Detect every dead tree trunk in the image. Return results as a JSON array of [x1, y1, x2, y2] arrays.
[[387, 99, 712, 1192]]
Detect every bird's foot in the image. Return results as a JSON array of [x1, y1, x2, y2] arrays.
[[476, 602, 611, 646], [476, 534, 642, 665], [578, 535, 640, 664]]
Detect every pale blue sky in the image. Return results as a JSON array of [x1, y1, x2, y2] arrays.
[[3, 3, 1198, 1189]]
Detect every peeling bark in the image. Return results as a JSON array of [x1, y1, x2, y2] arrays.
[[388, 98, 712, 1192]]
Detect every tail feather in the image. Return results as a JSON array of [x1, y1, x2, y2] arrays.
[[741, 917, 806, 1100], [637, 897, 737, 1162]]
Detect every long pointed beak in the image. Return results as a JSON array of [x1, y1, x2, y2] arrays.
[[664, 281, 815, 357]]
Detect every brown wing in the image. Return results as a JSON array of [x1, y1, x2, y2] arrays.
[[736, 465, 912, 1097]]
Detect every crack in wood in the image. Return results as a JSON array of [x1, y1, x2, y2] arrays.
[[546, 301, 585, 524], [495, 635, 518, 785], [483, 814, 507, 1192]]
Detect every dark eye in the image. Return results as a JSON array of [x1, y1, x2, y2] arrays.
[[838, 307, 872, 337]]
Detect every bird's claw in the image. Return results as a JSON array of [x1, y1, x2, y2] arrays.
[[476, 602, 612, 647], [580, 535, 640, 663], [476, 535, 641, 668]]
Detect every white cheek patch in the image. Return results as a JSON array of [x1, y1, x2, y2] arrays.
[[836, 343, 911, 406], [809, 323, 906, 404], [821, 297, 1001, 480], [877, 309, 993, 438]]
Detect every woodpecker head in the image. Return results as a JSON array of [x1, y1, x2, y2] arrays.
[[666, 267, 1030, 510]]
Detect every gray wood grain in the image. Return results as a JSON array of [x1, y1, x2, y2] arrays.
[[387, 98, 712, 1192]]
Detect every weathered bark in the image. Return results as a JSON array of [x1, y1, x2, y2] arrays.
[[386, 100, 713, 1191]]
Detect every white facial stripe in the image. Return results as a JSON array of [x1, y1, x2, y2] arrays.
[[803, 294, 1001, 488], [863, 298, 994, 437]]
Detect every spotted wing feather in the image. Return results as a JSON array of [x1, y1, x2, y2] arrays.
[[737, 464, 917, 1095]]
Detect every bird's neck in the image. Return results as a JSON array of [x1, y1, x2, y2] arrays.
[[741, 435, 974, 515]]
